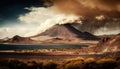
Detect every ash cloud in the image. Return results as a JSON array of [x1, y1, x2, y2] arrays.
[[51, 0, 120, 17], [49, 0, 120, 35]]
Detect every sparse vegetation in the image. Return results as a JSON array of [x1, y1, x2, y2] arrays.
[[43, 61, 57, 69], [0, 57, 120, 69]]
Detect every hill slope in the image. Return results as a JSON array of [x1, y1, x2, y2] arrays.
[[34, 24, 98, 40]]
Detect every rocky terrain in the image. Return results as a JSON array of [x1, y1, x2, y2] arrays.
[[97, 34, 120, 52], [78, 33, 120, 54]]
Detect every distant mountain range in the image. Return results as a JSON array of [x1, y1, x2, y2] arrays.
[[1, 24, 99, 44]]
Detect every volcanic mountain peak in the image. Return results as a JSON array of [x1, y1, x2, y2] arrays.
[[34, 24, 98, 40]]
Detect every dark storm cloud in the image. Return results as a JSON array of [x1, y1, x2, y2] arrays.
[[0, 0, 44, 6], [0, 0, 45, 25]]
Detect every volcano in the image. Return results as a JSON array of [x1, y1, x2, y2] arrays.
[[33, 24, 98, 40]]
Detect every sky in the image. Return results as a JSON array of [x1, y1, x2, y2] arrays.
[[0, 0, 44, 26], [0, 0, 45, 38], [0, 0, 120, 39]]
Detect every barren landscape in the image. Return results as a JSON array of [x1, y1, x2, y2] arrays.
[[0, 0, 120, 69]]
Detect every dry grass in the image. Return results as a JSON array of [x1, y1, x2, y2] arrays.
[[0, 56, 120, 69]]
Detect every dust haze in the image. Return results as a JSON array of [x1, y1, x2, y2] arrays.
[[51, 0, 120, 17]]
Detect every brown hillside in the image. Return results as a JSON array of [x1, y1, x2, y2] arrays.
[[78, 34, 120, 54], [98, 34, 120, 50], [4, 35, 40, 44]]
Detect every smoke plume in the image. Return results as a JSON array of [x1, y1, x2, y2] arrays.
[[19, 7, 82, 36]]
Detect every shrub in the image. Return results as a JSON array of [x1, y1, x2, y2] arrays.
[[65, 57, 84, 63], [43, 61, 57, 69], [62, 57, 85, 69], [8, 60, 27, 69], [96, 58, 116, 69], [27, 61, 43, 69], [85, 58, 95, 63], [0, 60, 10, 69], [96, 58, 116, 64], [83, 58, 97, 69], [64, 60, 85, 69], [0, 60, 9, 66], [115, 65, 120, 69]]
